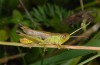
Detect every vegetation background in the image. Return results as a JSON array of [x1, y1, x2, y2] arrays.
[[0, 0, 100, 65]]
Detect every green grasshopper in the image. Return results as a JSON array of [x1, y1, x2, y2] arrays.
[[17, 21, 90, 49], [17, 24, 70, 48]]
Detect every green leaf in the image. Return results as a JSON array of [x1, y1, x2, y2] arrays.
[[32, 8, 44, 21], [12, 10, 23, 23], [37, 6, 46, 18], [46, 4, 55, 17], [62, 57, 82, 65], [0, 30, 8, 41], [10, 25, 19, 42], [54, 5, 62, 20], [94, 8, 100, 23]]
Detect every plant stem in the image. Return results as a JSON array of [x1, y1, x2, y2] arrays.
[[18, 0, 39, 27], [76, 1, 97, 10], [0, 53, 25, 63], [0, 41, 100, 51], [80, 0, 84, 11], [78, 54, 100, 65]]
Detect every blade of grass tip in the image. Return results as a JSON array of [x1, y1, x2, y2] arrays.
[[47, 3, 55, 17], [54, 5, 62, 20], [33, 8, 44, 21], [60, 8, 65, 17], [38, 6, 46, 18], [33, 8, 41, 17], [43, 4, 48, 15], [54, 5, 59, 15]]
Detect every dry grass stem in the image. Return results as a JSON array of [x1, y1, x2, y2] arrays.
[[0, 53, 25, 63], [0, 41, 100, 51]]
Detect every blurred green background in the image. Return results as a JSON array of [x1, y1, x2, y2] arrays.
[[0, 0, 100, 65]]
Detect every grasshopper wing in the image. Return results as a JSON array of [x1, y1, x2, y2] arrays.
[[16, 31, 44, 44]]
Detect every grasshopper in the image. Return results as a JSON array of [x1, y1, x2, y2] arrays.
[[17, 24, 70, 48], [17, 21, 90, 49]]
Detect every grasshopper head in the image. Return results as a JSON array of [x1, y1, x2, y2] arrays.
[[60, 33, 70, 44]]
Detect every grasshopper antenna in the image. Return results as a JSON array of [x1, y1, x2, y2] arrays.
[[70, 21, 91, 36]]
